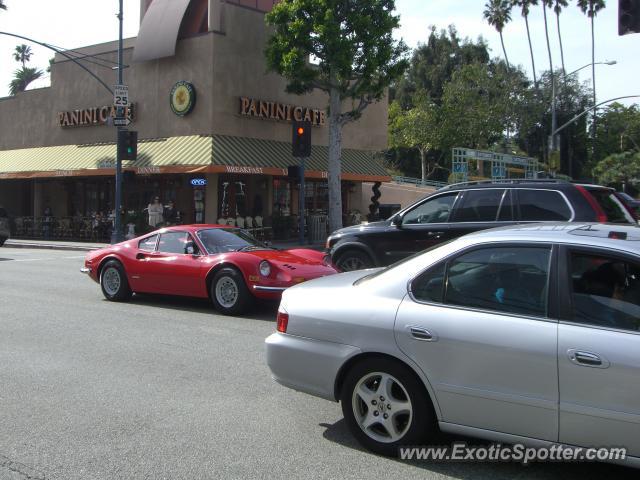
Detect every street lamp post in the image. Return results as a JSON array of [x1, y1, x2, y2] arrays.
[[111, 0, 124, 244], [549, 60, 616, 177]]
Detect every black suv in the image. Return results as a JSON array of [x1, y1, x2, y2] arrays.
[[327, 180, 638, 271]]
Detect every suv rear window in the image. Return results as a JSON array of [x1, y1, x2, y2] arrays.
[[587, 189, 634, 224], [518, 189, 572, 221], [452, 189, 505, 222]]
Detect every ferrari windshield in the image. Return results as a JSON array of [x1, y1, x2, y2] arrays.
[[196, 228, 270, 255]]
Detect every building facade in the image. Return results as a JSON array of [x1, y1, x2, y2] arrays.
[[0, 0, 389, 241]]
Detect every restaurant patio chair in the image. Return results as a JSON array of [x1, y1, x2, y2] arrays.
[[217, 218, 226, 225], [14, 217, 24, 236], [254, 216, 272, 240], [235, 216, 245, 229], [226, 218, 236, 227]]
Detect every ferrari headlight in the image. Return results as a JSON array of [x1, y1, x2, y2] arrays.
[[259, 260, 271, 277]]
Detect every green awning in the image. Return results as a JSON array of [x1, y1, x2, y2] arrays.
[[213, 134, 387, 176], [0, 135, 212, 173], [0, 134, 388, 178]]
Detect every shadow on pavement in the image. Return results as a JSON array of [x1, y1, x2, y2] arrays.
[[125, 293, 279, 321], [319, 419, 634, 479]]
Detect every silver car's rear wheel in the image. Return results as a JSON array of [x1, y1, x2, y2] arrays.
[[341, 358, 435, 456], [351, 372, 413, 444]]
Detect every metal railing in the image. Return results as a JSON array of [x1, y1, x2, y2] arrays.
[[391, 176, 447, 189], [12, 216, 113, 242]]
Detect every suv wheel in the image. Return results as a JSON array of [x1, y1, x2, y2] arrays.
[[336, 250, 374, 271]]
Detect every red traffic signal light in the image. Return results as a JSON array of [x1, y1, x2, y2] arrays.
[[292, 120, 311, 158]]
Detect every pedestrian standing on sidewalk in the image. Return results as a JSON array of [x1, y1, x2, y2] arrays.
[[147, 196, 164, 228], [42, 206, 54, 240]]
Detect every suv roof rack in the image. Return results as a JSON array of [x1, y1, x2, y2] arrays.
[[438, 178, 570, 191]]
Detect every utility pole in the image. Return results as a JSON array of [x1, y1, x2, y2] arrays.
[[112, 0, 124, 244]]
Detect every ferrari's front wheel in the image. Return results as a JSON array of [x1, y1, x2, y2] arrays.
[[100, 260, 132, 302], [211, 267, 252, 315]]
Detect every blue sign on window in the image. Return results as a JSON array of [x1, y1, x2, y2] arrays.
[[190, 178, 207, 186]]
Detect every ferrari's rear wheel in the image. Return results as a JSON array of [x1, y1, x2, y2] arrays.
[[211, 267, 252, 315], [100, 260, 132, 302]]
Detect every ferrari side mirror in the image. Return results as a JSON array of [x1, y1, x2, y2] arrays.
[[185, 241, 197, 255]]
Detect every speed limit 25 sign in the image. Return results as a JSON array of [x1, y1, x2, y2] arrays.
[[114, 84, 129, 107]]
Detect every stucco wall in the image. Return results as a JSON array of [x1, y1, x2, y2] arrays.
[[0, 2, 387, 154]]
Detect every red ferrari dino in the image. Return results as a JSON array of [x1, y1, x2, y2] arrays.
[[81, 225, 338, 315]]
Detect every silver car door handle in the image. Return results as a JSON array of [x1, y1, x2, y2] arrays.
[[567, 349, 609, 368], [409, 326, 436, 342]]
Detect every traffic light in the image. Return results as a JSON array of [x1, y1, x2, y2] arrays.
[[117, 129, 138, 160], [619, 0, 640, 35], [292, 120, 311, 158]]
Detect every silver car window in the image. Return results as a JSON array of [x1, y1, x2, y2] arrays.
[[569, 253, 640, 332], [444, 247, 552, 317]]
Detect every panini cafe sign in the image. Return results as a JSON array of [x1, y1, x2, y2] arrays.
[[57, 104, 135, 128], [239, 97, 326, 126]]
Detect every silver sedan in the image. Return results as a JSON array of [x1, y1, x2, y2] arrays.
[[266, 223, 640, 466]]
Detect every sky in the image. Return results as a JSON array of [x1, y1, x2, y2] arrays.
[[0, 0, 638, 106]]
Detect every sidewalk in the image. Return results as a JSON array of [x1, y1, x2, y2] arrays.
[[4, 238, 325, 253]]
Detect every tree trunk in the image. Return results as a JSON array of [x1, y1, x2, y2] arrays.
[[524, 14, 538, 88], [543, 4, 556, 154], [328, 81, 343, 234], [499, 32, 509, 69], [420, 148, 427, 182], [556, 12, 566, 75]]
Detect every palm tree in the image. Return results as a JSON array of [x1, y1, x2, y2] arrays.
[[512, 0, 539, 87], [541, 0, 557, 159], [9, 67, 44, 95], [0, 1, 7, 11], [554, 0, 569, 74], [577, 0, 606, 155], [484, 0, 513, 68], [13, 44, 33, 69]]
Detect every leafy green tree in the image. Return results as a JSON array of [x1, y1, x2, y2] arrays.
[[13, 44, 33, 68], [9, 67, 44, 95], [512, 0, 539, 87], [265, 0, 408, 232], [484, 0, 512, 68], [595, 103, 640, 156], [593, 151, 640, 189], [388, 93, 444, 181], [392, 26, 490, 109], [553, 0, 568, 74]]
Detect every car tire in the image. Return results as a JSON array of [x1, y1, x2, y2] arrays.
[[210, 267, 252, 315], [340, 357, 436, 456], [335, 249, 374, 272], [100, 260, 132, 302]]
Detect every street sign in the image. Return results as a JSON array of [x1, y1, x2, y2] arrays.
[[113, 117, 131, 127], [114, 84, 129, 107]]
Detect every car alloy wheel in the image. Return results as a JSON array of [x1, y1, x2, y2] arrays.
[[341, 358, 434, 456], [102, 267, 122, 296], [210, 267, 252, 315], [336, 250, 373, 271], [351, 371, 412, 444], [215, 276, 239, 308], [99, 260, 132, 302]]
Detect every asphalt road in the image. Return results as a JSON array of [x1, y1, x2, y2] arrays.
[[0, 248, 635, 480]]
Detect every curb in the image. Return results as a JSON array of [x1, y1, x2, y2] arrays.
[[4, 241, 103, 252]]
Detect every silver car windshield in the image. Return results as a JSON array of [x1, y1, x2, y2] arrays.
[[354, 240, 454, 285]]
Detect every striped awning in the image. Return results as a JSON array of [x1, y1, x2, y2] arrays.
[[0, 134, 389, 180], [212, 135, 387, 177], [0, 135, 212, 174]]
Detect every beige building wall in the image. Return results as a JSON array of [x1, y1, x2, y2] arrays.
[[0, 2, 387, 154]]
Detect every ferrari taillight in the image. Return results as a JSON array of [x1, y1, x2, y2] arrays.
[[276, 310, 289, 333]]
